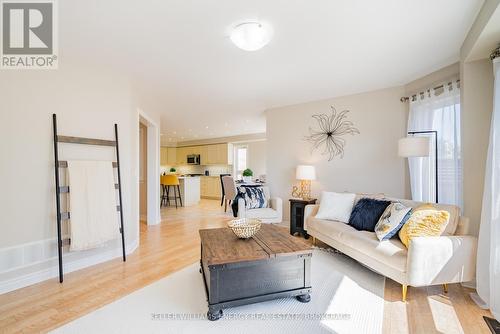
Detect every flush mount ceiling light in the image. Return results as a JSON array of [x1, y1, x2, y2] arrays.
[[230, 21, 273, 51]]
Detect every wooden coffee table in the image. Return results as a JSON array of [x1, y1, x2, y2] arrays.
[[199, 224, 312, 321]]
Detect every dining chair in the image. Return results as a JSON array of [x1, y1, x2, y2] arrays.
[[160, 175, 183, 208], [219, 173, 231, 207], [221, 175, 237, 212]]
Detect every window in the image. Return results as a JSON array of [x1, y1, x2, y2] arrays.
[[407, 82, 462, 207], [234, 145, 248, 180]]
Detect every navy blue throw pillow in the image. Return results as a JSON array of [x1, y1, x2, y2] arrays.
[[348, 198, 391, 232]]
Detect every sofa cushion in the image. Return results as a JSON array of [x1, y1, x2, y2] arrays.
[[238, 186, 268, 209], [308, 218, 408, 273], [308, 217, 360, 240], [348, 198, 391, 232], [344, 230, 408, 273], [316, 191, 356, 223], [375, 202, 412, 241], [398, 205, 450, 248], [384, 197, 459, 235], [245, 208, 279, 220]]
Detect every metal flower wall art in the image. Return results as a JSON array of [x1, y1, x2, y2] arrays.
[[305, 107, 360, 161]]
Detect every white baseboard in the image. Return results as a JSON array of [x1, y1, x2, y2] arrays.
[[0, 240, 138, 295], [461, 279, 476, 289], [470, 292, 489, 309]]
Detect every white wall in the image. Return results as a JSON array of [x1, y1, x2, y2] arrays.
[[458, 0, 498, 235], [404, 63, 460, 95], [0, 63, 154, 293], [460, 59, 494, 235], [247, 140, 267, 177], [266, 86, 408, 220]]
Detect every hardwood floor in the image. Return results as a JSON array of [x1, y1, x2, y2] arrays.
[[0, 200, 492, 333]]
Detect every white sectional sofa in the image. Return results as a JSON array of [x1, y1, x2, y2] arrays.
[[304, 194, 477, 301]]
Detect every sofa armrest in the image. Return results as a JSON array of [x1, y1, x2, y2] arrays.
[[406, 235, 477, 287], [270, 197, 282, 212], [455, 216, 470, 235], [270, 197, 283, 222], [237, 198, 246, 218], [304, 204, 319, 230]]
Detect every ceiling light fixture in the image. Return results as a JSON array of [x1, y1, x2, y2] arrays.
[[230, 21, 273, 51]]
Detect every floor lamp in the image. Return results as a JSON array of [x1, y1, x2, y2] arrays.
[[398, 131, 438, 203]]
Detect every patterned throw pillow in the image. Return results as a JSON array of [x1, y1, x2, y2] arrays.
[[238, 187, 268, 209], [374, 202, 412, 241], [398, 205, 450, 248]]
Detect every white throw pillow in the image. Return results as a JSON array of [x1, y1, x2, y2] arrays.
[[315, 191, 356, 223]]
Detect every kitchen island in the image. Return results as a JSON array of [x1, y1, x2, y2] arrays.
[[177, 176, 201, 206]]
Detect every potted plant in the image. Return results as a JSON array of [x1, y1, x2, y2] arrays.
[[242, 168, 253, 183], [169, 167, 176, 174]]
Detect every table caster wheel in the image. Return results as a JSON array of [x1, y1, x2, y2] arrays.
[[207, 309, 223, 321], [296, 294, 311, 303]]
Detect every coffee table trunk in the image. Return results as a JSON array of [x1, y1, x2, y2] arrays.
[[200, 245, 312, 319]]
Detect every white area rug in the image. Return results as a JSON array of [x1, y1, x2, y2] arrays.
[[52, 249, 385, 334]]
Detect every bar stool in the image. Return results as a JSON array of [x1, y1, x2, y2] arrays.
[[160, 175, 183, 208]]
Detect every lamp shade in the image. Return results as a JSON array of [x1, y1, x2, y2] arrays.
[[296, 165, 316, 180], [398, 137, 430, 157]]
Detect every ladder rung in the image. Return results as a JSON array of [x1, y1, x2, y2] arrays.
[[60, 206, 120, 220], [58, 161, 118, 168], [57, 135, 116, 147], [59, 184, 119, 193]]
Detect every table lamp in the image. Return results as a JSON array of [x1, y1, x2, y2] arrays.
[[296, 165, 316, 200]]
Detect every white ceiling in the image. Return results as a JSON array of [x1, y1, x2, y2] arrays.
[[466, 4, 500, 61], [61, 0, 483, 142]]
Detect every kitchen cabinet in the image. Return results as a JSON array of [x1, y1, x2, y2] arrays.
[[202, 143, 233, 165], [160, 147, 168, 166], [167, 147, 176, 165], [176, 147, 187, 164], [168, 143, 234, 166], [199, 145, 208, 165], [206, 145, 218, 164], [216, 143, 233, 165], [200, 176, 222, 199], [161, 147, 177, 166]]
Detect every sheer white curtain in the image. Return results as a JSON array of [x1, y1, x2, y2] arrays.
[[477, 57, 500, 321], [407, 82, 462, 207]]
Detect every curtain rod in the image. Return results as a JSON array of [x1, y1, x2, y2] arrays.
[[491, 45, 500, 60], [400, 79, 460, 103]]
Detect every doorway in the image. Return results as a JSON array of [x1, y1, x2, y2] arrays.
[[139, 123, 148, 222], [138, 110, 161, 227]]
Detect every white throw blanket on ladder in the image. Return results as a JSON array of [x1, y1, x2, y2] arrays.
[[67, 161, 120, 251]]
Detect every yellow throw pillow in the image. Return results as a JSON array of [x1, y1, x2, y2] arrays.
[[398, 205, 450, 248]]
